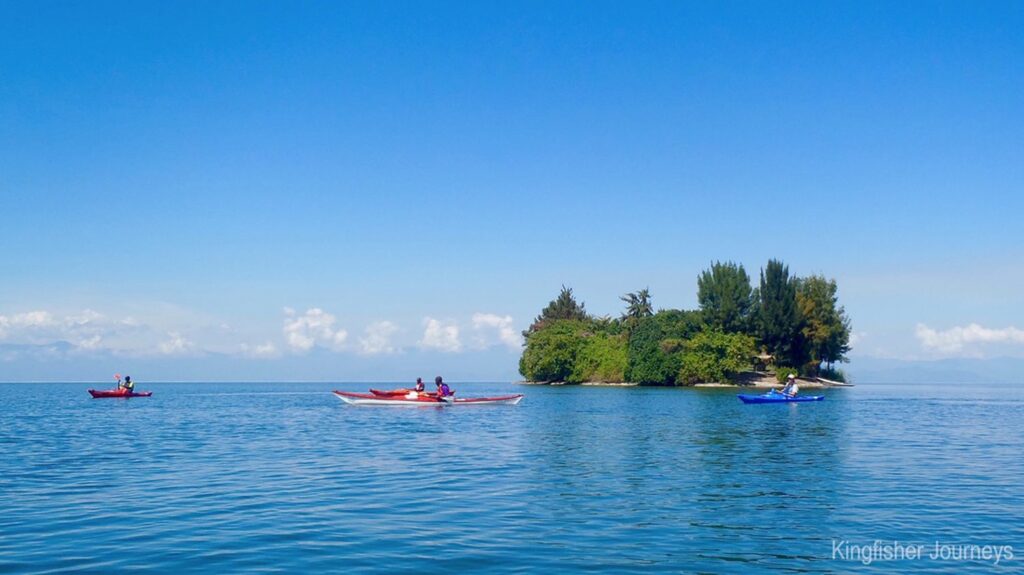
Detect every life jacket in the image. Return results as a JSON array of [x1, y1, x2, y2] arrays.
[[438, 383, 451, 397]]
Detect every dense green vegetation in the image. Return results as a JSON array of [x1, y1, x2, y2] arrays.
[[519, 261, 852, 385], [677, 331, 757, 385]]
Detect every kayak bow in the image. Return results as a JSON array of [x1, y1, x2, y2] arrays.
[[334, 390, 523, 406]]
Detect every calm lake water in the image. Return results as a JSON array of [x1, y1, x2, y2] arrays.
[[1, 381, 1021, 573]]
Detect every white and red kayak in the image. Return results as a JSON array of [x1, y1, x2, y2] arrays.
[[333, 390, 523, 406]]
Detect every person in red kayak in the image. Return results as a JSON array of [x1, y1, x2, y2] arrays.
[[414, 377, 425, 392], [435, 376, 453, 399], [122, 376, 135, 393]]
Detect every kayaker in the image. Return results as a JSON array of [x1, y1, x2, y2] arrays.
[[123, 376, 135, 393], [435, 376, 453, 398], [414, 377, 425, 392], [779, 373, 799, 397]]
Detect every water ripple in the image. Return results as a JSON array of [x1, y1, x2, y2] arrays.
[[0, 382, 1022, 573]]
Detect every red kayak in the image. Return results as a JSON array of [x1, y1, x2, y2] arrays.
[[370, 388, 412, 396], [334, 390, 522, 406], [88, 388, 153, 398], [369, 388, 437, 397]]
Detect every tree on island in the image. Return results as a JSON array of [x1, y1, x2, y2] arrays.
[[697, 261, 755, 334], [625, 316, 677, 384], [757, 259, 800, 365], [620, 288, 653, 321], [796, 275, 851, 373], [654, 309, 705, 341], [677, 330, 757, 385], [571, 330, 628, 383], [519, 320, 584, 383], [524, 285, 589, 336], [619, 288, 653, 334]]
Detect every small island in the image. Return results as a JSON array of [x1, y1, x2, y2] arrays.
[[519, 259, 852, 387]]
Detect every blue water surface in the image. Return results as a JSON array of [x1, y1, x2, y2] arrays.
[[0, 382, 1021, 573]]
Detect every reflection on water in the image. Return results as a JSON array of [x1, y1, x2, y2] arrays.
[[0, 382, 1021, 573]]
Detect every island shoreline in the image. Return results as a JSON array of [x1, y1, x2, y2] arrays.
[[515, 375, 851, 389]]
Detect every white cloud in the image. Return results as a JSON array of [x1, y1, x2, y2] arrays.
[[8, 310, 56, 328], [159, 332, 194, 355], [77, 335, 104, 350], [240, 341, 279, 358], [0, 309, 108, 350], [283, 308, 348, 352], [471, 313, 522, 350], [419, 317, 461, 353], [65, 309, 102, 326], [360, 321, 399, 355], [915, 323, 1024, 355], [0, 308, 228, 358], [1, 305, 525, 364]]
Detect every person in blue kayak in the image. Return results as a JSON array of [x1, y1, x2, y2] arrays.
[[435, 376, 453, 399], [778, 373, 799, 397], [414, 377, 425, 392]]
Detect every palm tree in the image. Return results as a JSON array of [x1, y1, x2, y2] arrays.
[[620, 288, 653, 321]]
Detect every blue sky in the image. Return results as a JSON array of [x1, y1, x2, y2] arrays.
[[2, 1, 1022, 381]]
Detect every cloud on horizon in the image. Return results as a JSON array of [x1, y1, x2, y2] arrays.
[[0, 309, 145, 355], [239, 341, 279, 359], [0, 308, 239, 360], [359, 321, 399, 355], [915, 323, 1024, 356], [1, 305, 526, 365], [159, 332, 195, 355], [419, 317, 461, 353], [283, 307, 348, 352], [471, 313, 522, 350]]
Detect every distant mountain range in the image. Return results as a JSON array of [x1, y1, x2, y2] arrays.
[[0, 342, 523, 383], [848, 356, 1024, 384]]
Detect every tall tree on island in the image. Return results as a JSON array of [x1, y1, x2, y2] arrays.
[[697, 261, 754, 334], [757, 259, 800, 366], [619, 288, 653, 332], [523, 285, 589, 336], [796, 275, 852, 373]]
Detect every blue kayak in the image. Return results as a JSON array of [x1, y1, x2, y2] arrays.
[[738, 391, 824, 404]]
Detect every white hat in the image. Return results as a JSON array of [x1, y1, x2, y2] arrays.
[[787, 373, 796, 380]]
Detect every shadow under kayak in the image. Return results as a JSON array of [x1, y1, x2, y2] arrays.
[[333, 390, 523, 406], [737, 393, 824, 404]]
